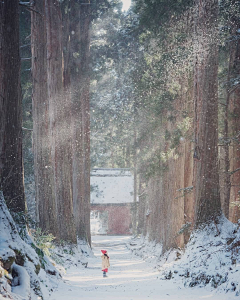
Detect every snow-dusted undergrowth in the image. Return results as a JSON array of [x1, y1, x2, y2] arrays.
[[128, 216, 240, 297], [48, 239, 93, 272], [0, 192, 92, 300], [37, 240, 93, 300], [0, 192, 44, 299]]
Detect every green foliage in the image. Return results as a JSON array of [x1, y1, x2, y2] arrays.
[[141, 153, 169, 181], [171, 128, 182, 149], [133, 0, 193, 33], [90, 0, 121, 21], [219, 0, 240, 27], [32, 228, 55, 257], [177, 222, 192, 236], [90, 8, 138, 168]]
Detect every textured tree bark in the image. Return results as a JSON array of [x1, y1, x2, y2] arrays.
[[0, 1, 5, 184], [219, 47, 234, 219], [70, 0, 91, 244], [229, 29, 240, 222], [31, 0, 58, 235], [193, 0, 222, 227], [45, 0, 76, 243], [0, 0, 26, 213]]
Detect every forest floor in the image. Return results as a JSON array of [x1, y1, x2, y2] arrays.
[[47, 235, 236, 300]]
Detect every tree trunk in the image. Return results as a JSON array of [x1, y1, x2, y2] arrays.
[[0, 0, 26, 213], [220, 46, 234, 219], [31, 0, 58, 234], [0, 1, 6, 184], [193, 0, 222, 227], [133, 102, 138, 235], [70, 0, 91, 244], [45, 0, 76, 243], [229, 26, 240, 222]]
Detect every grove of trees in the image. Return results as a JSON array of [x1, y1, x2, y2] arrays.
[[0, 0, 240, 282], [90, 0, 240, 251]]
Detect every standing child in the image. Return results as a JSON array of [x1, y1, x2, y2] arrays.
[[101, 250, 110, 277]]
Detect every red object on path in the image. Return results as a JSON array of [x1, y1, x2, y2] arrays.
[[102, 268, 108, 272]]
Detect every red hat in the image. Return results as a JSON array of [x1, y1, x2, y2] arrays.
[[101, 250, 107, 254]]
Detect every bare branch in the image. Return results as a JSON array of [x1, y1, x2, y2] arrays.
[[22, 127, 33, 131], [21, 57, 31, 61], [219, 102, 227, 106], [25, 34, 31, 40], [229, 168, 240, 176], [20, 44, 31, 48], [228, 83, 240, 95], [19, 3, 42, 15]]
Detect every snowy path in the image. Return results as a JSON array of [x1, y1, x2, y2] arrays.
[[48, 236, 233, 300]]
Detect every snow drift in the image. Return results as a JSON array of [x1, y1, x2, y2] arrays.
[[129, 216, 240, 296]]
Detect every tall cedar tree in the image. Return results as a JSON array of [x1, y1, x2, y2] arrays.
[[229, 31, 240, 223], [45, 0, 76, 243], [0, 0, 26, 213], [219, 1, 240, 221], [193, 0, 222, 226], [31, 0, 91, 243], [31, 0, 58, 235], [70, 0, 91, 244], [227, 6, 240, 222]]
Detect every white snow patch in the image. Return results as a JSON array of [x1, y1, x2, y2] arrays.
[[47, 235, 238, 300], [12, 263, 30, 299], [128, 217, 240, 297]]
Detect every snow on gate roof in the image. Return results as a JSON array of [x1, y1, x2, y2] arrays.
[[90, 168, 134, 204]]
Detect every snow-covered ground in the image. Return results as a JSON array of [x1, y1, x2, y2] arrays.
[[47, 235, 236, 300]]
